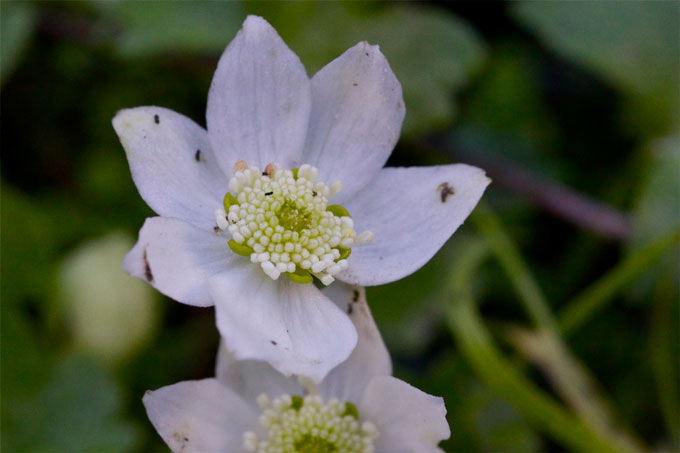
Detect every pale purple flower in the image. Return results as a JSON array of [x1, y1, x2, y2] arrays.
[[114, 16, 489, 381]]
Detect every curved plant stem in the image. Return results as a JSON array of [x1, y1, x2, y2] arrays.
[[447, 296, 627, 452], [471, 202, 559, 334], [559, 227, 680, 335]]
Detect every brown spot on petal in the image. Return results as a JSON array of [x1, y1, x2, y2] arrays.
[[143, 249, 154, 282], [352, 290, 360, 302], [438, 182, 454, 203], [264, 162, 275, 176]]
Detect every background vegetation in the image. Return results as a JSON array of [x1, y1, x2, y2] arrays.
[[2, 1, 678, 451]]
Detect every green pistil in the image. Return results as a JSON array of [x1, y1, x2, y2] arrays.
[[326, 204, 351, 218], [294, 434, 338, 453], [286, 267, 313, 284], [337, 248, 351, 261], [228, 239, 253, 256], [276, 200, 312, 232], [291, 168, 299, 179], [223, 192, 238, 211], [291, 395, 304, 411], [342, 402, 359, 419]]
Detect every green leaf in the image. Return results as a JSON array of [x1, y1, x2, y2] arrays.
[[0, 1, 37, 85], [429, 353, 541, 452], [9, 355, 141, 452], [97, 1, 245, 58], [513, 2, 679, 96], [457, 43, 563, 178], [0, 184, 58, 305], [513, 2, 680, 135], [274, 3, 486, 137], [624, 135, 680, 302]]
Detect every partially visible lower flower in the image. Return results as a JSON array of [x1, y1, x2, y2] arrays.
[[143, 283, 450, 453]]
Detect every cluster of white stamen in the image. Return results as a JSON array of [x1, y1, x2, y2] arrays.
[[217, 162, 373, 284], [243, 393, 378, 453]]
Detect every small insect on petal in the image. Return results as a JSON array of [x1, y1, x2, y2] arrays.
[[437, 182, 454, 203]]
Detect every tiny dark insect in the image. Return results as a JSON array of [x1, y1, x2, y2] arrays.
[[265, 191, 273, 196], [143, 249, 154, 282], [214, 225, 221, 233], [195, 149, 201, 161], [270, 340, 278, 345], [154, 114, 159, 124], [312, 191, 317, 197], [437, 182, 454, 203], [352, 290, 360, 302], [347, 304, 354, 315]]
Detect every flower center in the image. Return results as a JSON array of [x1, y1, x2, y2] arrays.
[[216, 162, 374, 286], [243, 393, 379, 453]]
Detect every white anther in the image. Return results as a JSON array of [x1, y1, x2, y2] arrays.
[[261, 262, 280, 280], [311, 261, 327, 273], [229, 178, 242, 193], [341, 217, 354, 229], [357, 230, 375, 244], [329, 180, 343, 196], [215, 209, 229, 230], [319, 273, 335, 286]]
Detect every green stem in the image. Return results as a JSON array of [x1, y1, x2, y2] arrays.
[[559, 227, 680, 335], [649, 278, 680, 450], [447, 298, 627, 453], [471, 203, 559, 335]]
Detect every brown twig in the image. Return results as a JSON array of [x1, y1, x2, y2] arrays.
[[423, 137, 631, 240]]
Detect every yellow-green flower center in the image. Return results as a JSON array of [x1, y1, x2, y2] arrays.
[[242, 393, 378, 453], [216, 162, 374, 286]]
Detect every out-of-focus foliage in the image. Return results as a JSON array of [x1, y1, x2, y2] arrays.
[[58, 233, 159, 364], [0, 1, 36, 85], [2, 1, 678, 452], [96, 1, 243, 58], [627, 135, 680, 296], [7, 354, 141, 452], [276, 2, 486, 136], [513, 1, 680, 137]]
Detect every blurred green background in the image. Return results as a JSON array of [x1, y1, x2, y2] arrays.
[[2, 1, 678, 452]]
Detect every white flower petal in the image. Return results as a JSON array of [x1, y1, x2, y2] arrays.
[[317, 283, 391, 404], [113, 107, 228, 231], [215, 341, 302, 405], [124, 217, 236, 307], [143, 378, 256, 453], [339, 165, 490, 286], [206, 15, 311, 172], [209, 264, 357, 383], [302, 42, 405, 203], [360, 376, 450, 453]]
